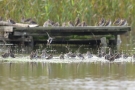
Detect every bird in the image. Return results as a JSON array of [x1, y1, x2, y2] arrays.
[[9, 50, 15, 58], [113, 18, 121, 26], [1, 50, 10, 58], [40, 49, 48, 59], [30, 51, 34, 60], [121, 51, 128, 59], [81, 21, 87, 26], [74, 17, 80, 26], [113, 52, 121, 59], [119, 19, 128, 26], [59, 52, 64, 59], [132, 54, 135, 60], [66, 51, 76, 58], [0, 16, 3, 21], [62, 22, 67, 27], [97, 18, 106, 26], [97, 49, 106, 58], [7, 19, 16, 24], [76, 23, 82, 26], [86, 51, 93, 58], [1, 48, 15, 58], [21, 17, 32, 23], [65, 45, 71, 52], [104, 19, 112, 26], [29, 20, 37, 24], [43, 19, 55, 27], [30, 51, 35, 60], [21, 17, 37, 24], [54, 22, 60, 26], [46, 54, 53, 59], [104, 48, 115, 61], [46, 32, 53, 46], [67, 21, 74, 27], [30, 50, 39, 60], [76, 52, 84, 60]]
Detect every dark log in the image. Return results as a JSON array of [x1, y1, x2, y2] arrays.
[[13, 26, 131, 36]]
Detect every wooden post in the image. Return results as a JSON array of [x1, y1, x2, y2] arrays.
[[114, 35, 117, 46], [28, 36, 34, 50], [21, 34, 25, 47], [117, 35, 122, 51]]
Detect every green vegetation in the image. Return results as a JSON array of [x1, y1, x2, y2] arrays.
[[0, 0, 134, 26]]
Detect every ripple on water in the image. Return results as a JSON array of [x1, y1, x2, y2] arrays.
[[48, 78, 135, 90], [0, 56, 135, 63]]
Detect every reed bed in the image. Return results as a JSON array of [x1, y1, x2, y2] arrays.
[[0, 0, 134, 26]]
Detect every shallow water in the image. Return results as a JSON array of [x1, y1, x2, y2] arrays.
[[0, 62, 135, 90]]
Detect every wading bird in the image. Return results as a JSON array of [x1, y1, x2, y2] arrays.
[[119, 19, 128, 26], [46, 54, 53, 59], [21, 17, 37, 24], [113, 18, 121, 26], [43, 19, 55, 27], [74, 17, 80, 26], [59, 52, 64, 59], [68, 21, 74, 27], [104, 19, 112, 26], [97, 18, 106, 26], [46, 32, 53, 46], [7, 19, 16, 24]]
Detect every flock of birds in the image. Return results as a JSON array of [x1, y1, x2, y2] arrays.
[[1, 16, 127, 46], [43, 17, 128, 27], [29, 46, 135, 61], [1, 45, 135, 62], [0, 16, 129, 62], [0, 16, 128, 27], [42, 17, 128, 27]]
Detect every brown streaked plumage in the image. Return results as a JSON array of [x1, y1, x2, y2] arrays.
[[104, 19, 112, 26], [62, 22, 67, 27], [97, 18, 105, 26], [119, 19, 128, 26], [74, 17, 80, 26], [59, 52, 64, 59], [21, 17, 37, 24], [43, 19, 55, 27], [7, 19, 16, 24], [113, 18, 121, 26], [0, 16, 3, 21], [68, 21, 74, 26], [46, 54, 53, 59], [81, 21, 87, 26]]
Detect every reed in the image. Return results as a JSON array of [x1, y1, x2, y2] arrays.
[[0, 0, 134, 26]]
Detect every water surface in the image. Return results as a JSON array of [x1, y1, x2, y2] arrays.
[[0, 62, 135, 90]]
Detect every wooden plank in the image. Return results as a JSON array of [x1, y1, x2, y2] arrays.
[[13, 26, 131, 31], [0, 21, 13, 26], [13, 26, 131, 36], [0, 44, 13, 45], [0, 26, 13, 32], [4, 26, 13, 32], [14, 23, 29, 27], [13, 30, 129, 36]]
